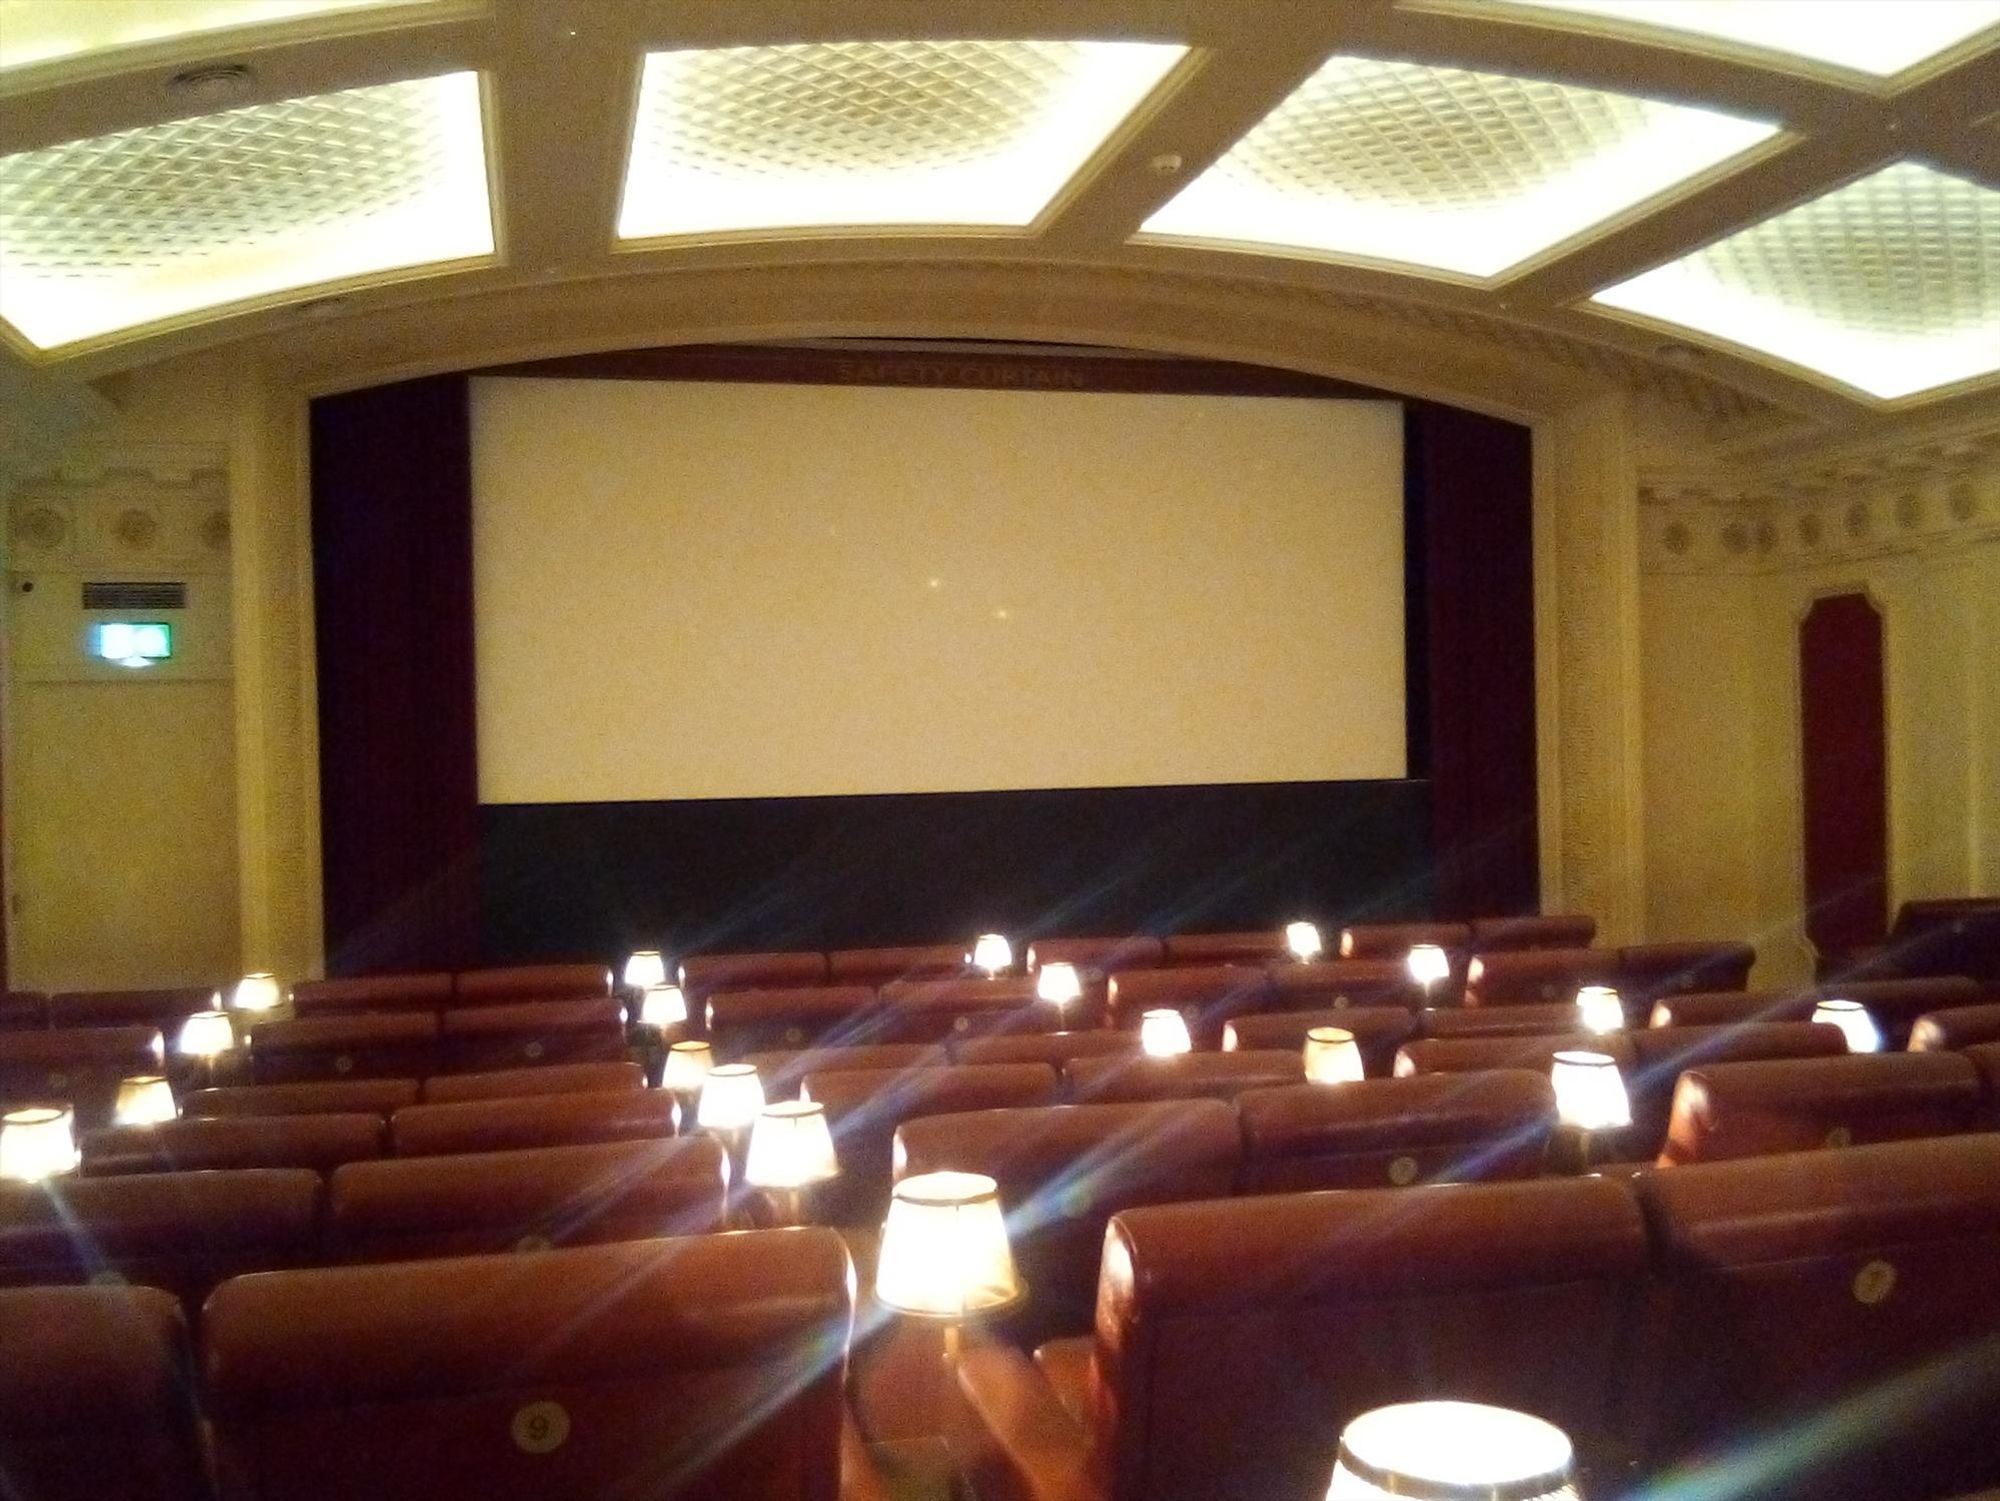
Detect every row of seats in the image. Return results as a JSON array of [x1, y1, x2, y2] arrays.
[[953, 1131, 2000, 1501], [0, 1228, 887, 1501]]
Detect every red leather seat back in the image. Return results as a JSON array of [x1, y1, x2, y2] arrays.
[[44, 987, 212, 1032], [705, 986, 877, 1058], [1263, 960, 1421, 1012], [1421, 1002, 1582, 1039], [0, 1168, 319, 1313], [950, 1030, 1140, 1070], [1968, 1042, 2000, 1122], [421, 1060, 644, 1103], [1065, 1050, 1304, 1104], [204, 1229, 854, 1501], [1235, 1072, 1557, 1193], [1882, 897, 2000, 986], [1025, 936, 1163, 974], [1222, 1005, 1417, 1078], [740, 1044, 945, 1099], [1469, 914, 1598, 951], [801, 1064, 1061, 1224], [328, 1137, 727, 1262], [246, 1012, 439, 1085], [1631, 1135, 2000, 1500], [1103, 965, 1272, 1048], [1660, 1052, 1984, 1165], [1646, 988, 1802, 1028], [0, 991, 48, 1029], [437, 998, 627, 1073], [390, 1090, 678, 1157], [678, 950, 829, 1002], [183, 1078, 420, 1118], [1395, 1032, 1637, 1078], [0, 1284, 209, 1501], [0, 1024, 167, 1126], [1160, 931, 1290, 967], [1625, 1022, 1848, 1157], [894, 1099, 1240, 1348], [1089, 1176, 1647, 1501], [1615, 941, 1756, 1001], [1820, 976, 1987, 1049], [1462, 947, 1618, 1008], [874, 978, 1057, 1043], [1336, 921, 1471, 960], [825, 945, 968, 986], [82, 1113, 385, 1176], [452, 964, 614, 1006], [290, 973, 452, 1016], [1909, 1002, 2000, 1051]]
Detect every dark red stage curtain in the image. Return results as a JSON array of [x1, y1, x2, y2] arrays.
[[1799, 592, 1889, 955], [309, 375, 479, 974], [1406, 402, 1540, 919]]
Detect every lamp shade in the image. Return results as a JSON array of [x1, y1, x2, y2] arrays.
[[1551, 1049, 1632, 1130], [1303, 1026, 1364, 1085], [1139, 1008, 1192, 1057], [1036, 962, 1083, 1007], [638, 984, 688, 1029], [970, 933, 1014, 977], [1285, 921, 1324, 962], [696, 1063, 764, 1131], [623, 949, 668, 991], [1576, 985, 1625, 1035], [875, 1170, 1022, 1319], [744, 1099, 840, 1189], [1812, 998, 1882, 1053], [1407, 943, 1451, 987], [661, 1039, 714, 1093], [114, 1075, 178, 1125], [176, 1009, 235, 1058], [1329, 1401, 1579, 1500], [0, 1105, 80, 1181], [230, 972, 284, 1013]]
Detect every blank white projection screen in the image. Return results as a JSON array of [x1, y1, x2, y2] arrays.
[[471, 377, 1406, 803]]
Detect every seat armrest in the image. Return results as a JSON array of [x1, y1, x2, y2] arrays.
[[840, 1409, 894, 1501], [953, 1341, 1101, 1501]]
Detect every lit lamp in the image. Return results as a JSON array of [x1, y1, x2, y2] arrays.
[[1036, 962, 1083, 1014], [0, 1105, 80, 1182], [622, 949, 668, 993], [176, 1008, 236, 1088], [229, 972, 284, 1015], [1286, 921, 1324, 963], [875, 1170, 1024, 1360], [660, 1038, 714, 1127], [970, 933, 1014, 978], [1576, 985, 1626, 1036], [696, 1062, 765, 1182], [1812, 998, 1882, 1053], [1549, 1047, 1633, 1174], [114, 1075, 178, 1126], [1329, 1400, 1580, 1501], [1407, 943, 1451, 996], [1139, 1008, 1192, 1057], [633, 983, 689, 1081], [744, 1099, 840, 1225], [1303, 1026, 1364, 1085]]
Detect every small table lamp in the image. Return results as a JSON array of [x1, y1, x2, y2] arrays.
[[1140, 1008, 1192, 1057], [744, 1099, 840, 1225], [1036, 961, 1083, 1017], [970, 933, 1014, 978], [875, 1170, 1024, 1359], [1285, 921, 1324, 963], [114, 1074, 178, 1126], [1329, 1400, 1580, 1500], [660, 1038, 714, 1123], [1812, 998, 1882, 1053], [1550, 1047, 1633, 1174], [0, 1105, 80, 1182], [696, 1062, 764, 1186], [623, 949, 668, 993], [1575, 985, 1625, 1036], [1303, 1026, 1364, 1085], [229, 972, 285, 1017], [632, 984, 689, 1079], [1407, 943, 1451, 997], [176, 1008, 237, 1089]]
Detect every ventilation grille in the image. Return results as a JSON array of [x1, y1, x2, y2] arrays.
[[82, 580, 186, 610]]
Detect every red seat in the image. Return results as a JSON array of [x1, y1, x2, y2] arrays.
[[1336, 920, 1471, 960], [246, 1012, 438, 1085], [1659, 1051, 1984, 1165], [1623, 1022, 1848, 1156], [437, 998, 627, 1073], [1650, 978, 1983, 1050], [950, 1030, 1140, 1070], [420, 1060, 643, 1103], [1968, 1042, 2000, 1122], [44, 987, 212, 1032], [0, 1168, 319, 1314], [452, 963, 613, 1006], [1064, 1050, 1304, 1104], [327, 1137, 727, 1261], [1395, 1031, 1636, 1078], [705, 986, 877, 1057], [894, 1099, 1239, 1348], [1160, 931, 1290, 967], [1469, 914, 1597, 951], [0, 1024, 167, 1127], [1263, 959, 1421, 1012], [390, 1090, 678, 1157], [0, 990, 48, 1029], [0, 1284, 209, 1501], [1420, 1002, 1582, 1039], [1221, 1005, 1418, 1078], [741, 1044, 946, 1099], [1632, 1135, 2000, 1499], [82, 1113, 384, 1176], [1234, 1072, 1557, 1192], [204, 1229, 869, 1501], [1103, 965, 1271, 1049], [1615, 941, 1756, 1001], [183, 1078, 420, 1118], [1909, 1002, 2000, 1051], [1462, 947, 1618, 1008], [289, 972, 452, 1016], [874, 977, 1061, 1043], [1025, 936, 1163, 974], [678, 949, 829, 1001], [825, 945, 968, 986]]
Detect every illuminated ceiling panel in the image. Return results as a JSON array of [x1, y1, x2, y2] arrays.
[[1594, 162, 2000, 400], [1138, 55, 1776, 280], [1457, 1, 2000, 80], [618, 39, 1187, 241], [0, 71, 493, 351], [0, 0, 437, 72]]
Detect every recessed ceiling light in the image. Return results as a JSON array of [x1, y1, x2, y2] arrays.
[[1594, 161, 2000, 401], [1137, 54, 1777, 280], [617, 39, 1187, 241], [0, 0, 442, 74], [0, 71, 494, 351]]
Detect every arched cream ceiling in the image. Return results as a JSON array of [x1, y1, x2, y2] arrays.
[[1, 0, 1996, 448]]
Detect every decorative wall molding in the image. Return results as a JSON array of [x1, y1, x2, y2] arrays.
[[7, 442, 230, 577]]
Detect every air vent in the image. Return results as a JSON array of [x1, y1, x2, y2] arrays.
[[82, 581, 186, 611]]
